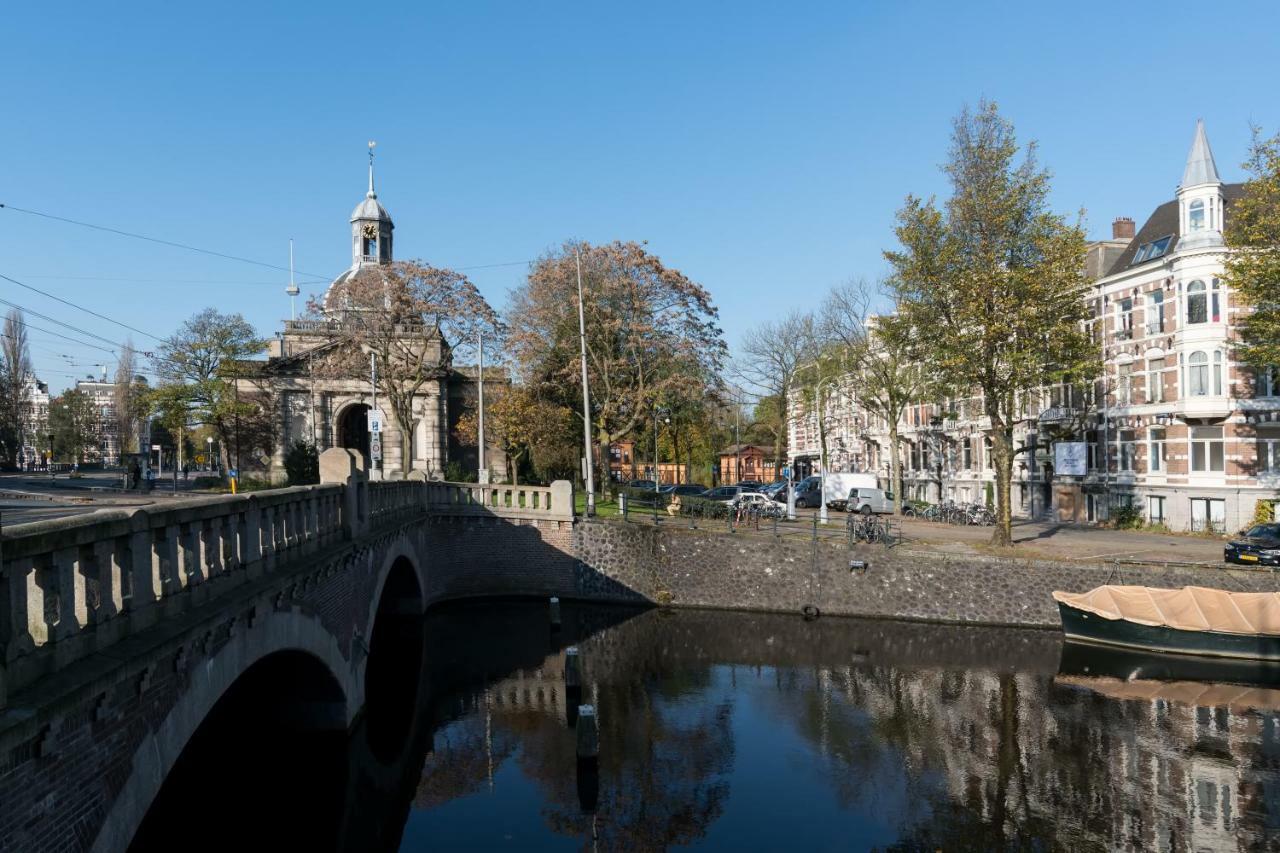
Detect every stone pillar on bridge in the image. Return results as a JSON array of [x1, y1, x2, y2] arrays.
[[320, 448, 368, 540]]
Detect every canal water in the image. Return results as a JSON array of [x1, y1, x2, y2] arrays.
[[128, 600, 1280, 851], [397, 602, 1280, 852]]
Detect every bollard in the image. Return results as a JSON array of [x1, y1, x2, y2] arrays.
[[576, 704, 599, 758], [619, 492, 627, 521], [564, 646, 581, 690], [549, 596, 561, 631]]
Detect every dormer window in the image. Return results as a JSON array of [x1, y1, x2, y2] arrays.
[[1189, 199, 1205, 231], [1131, 235, 1173, 266]]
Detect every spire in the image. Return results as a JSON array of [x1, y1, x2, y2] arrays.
[[367, 140, 377, 198], [1181, 119, 1221, 188]]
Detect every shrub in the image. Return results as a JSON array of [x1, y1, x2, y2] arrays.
[[191, 476, 223, 490], [1251, 499, 1276, 527], [444, 461, 477, 483], [1111, 502, 1144, 530], [284, 441, 319, 486]]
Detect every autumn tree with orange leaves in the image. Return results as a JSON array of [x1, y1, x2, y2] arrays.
[[507, 241, 726, 494]]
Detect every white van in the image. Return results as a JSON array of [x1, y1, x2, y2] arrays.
[[822, 472, 879, 508], [846, 487, 895, 514]]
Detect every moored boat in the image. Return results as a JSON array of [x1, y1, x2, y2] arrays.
[[1052, 585, 1280, 662]]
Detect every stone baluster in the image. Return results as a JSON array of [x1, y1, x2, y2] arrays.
[[180, 522, 205, 586], [4, 555, 48, 650], [203, 516, 225, 579], [242, 497, 263, 568], [52, 547, 87, 641], [93, 539, 124, 621], [128, 513, 161, 628], [156, 524, 183, 592]]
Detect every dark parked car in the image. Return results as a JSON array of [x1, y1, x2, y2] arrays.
[[792, 476, 822, 509], [660, 483, 709, 497], [625, 480, 657, 491], [1224, 524, 1280, 565], [703, 485, 746, 504]]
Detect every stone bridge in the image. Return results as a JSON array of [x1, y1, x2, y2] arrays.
[[0, 449, 577, 852]]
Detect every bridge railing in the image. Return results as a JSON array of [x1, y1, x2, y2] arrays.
[[0, 484, 346, 706], [421, 481, 572, 521]]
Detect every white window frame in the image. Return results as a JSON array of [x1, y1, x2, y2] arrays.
[[1189, 351, 1209, 396], [1147, 358, 1165, 403], [1190, 426, 1225, 473], [1187, 280, 1208, 325], [1148, 427, 1167, 473], [1189, 199, 1205, 231]]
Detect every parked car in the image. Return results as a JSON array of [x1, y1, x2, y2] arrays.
[[1224, 523, 1280, 565], [625, 479, 657, 491], [737, 480, 765, 491], [661, 483, 710, 497], [703, 485, 746, 505], [732, 491, 784, 517], [760, 480, 788, 499], [846, 487, 895, 515], [792, 476, 822, 509]]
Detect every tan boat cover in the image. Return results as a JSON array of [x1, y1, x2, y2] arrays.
[[1055, 675, 1280, 713], [1051, 585, 1280, 636]]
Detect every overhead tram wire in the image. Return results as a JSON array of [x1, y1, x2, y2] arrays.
[[3, 318, 117, 355], [0, 296, 127, 349], [0, 271, 163, 343], [0, 203, 333, 282]]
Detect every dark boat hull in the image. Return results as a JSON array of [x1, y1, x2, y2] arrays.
[[1057, 601, 1280, 662], [1058, 638, 1280, 687]]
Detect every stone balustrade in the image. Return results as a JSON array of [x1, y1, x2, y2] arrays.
[[422, 481, 572, 521], [0, 449, 574, 709], [0, 485, 347, 706]]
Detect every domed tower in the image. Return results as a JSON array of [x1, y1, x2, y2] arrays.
[[324, 142, 395, 312]]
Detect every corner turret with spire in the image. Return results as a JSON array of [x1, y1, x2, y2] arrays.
[[1177, 119, 1224, 250]]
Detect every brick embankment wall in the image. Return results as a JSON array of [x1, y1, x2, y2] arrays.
[[572, 520, 1280, 628]]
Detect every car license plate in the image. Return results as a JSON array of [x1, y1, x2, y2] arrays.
[[1238, 553, 1259, 562]]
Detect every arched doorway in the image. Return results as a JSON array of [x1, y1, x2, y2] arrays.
[[129, 651, 348, 850], [337, 403, 371, 462]]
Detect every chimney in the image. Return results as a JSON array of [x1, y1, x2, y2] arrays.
[[1112, 217, 1135, 241]]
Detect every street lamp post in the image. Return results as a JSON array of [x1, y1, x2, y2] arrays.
[[207, 436, 214, 472]]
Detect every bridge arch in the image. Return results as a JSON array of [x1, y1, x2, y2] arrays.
[[92, 610, 356, 853], [363, 546, 427, 762]]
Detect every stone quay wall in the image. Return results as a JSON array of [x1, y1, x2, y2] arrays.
[[571, 520, 1280, 628]]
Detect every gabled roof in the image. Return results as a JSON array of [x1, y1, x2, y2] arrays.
[[1104, 183, 1246, 277]]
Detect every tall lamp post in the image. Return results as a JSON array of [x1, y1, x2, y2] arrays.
[[652, 405, 669, 493], [813, 377, 836, 525], [574, 248, 595, 516]]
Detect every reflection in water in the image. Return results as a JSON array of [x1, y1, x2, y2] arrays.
[[406, 605, 1280, 852]]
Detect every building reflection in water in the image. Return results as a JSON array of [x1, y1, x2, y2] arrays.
[[405, 605, 1280, 852]]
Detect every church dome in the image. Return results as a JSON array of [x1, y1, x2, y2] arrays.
[[323, 264, 391, 314]]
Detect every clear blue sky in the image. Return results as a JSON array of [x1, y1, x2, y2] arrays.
[[3, 1, 1278, 393]]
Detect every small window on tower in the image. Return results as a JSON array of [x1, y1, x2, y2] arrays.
[[364, 236, 377, 258], [1189, 199, 1205, 231]]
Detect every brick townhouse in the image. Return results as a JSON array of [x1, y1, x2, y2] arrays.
[[787, 121, 1277, 533]]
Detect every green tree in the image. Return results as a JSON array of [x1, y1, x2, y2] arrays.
[[885, 101, 1096, 545], [153, 309, 266, 469], [49, 389, 96, 463], [283, 440, 320, 485], [1226, 126, 1280, 368]]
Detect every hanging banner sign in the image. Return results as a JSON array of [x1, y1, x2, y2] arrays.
[[1054, 441, 1087, 476]]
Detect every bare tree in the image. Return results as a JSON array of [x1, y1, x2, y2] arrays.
[[733, 310, 817, 478], [818, 280, 932, 514], [113, 340, 144, 461], [312, 260, 503, 472], [0, 309, 34, 466]]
